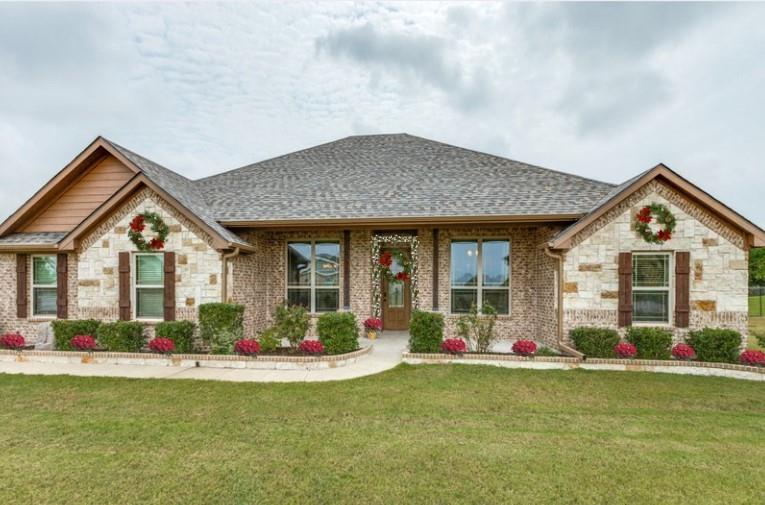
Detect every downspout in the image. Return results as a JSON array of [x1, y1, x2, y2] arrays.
[[544, 246, 583, 358], [220, 247, 241, 303]]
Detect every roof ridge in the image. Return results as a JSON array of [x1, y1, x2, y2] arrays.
[[101, 137, 193, 182]]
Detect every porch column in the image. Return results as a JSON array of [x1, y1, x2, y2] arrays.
[[343, 230, 351, 310]]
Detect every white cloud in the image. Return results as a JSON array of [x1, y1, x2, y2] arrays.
[[0, 1, 763, 227]]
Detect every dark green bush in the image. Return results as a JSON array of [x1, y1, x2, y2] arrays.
[[258, 327, 281, 353], [274, 304, 310, 349], [687, 328, 742, 363], [409, 310, 444, 353], [96, 322, 145, 352], [626, 326, 673, 360], [569, 327, 620, 358], [51, 319, 101, 351], [199, 303, 245, 354], [155, 320, 196, 353], [317, 312, 359, 355]]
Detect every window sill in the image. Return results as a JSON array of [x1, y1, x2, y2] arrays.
[[29, 317, 56, 323], [631, 322, 672, 327]]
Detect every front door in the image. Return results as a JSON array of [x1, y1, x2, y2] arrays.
[[382, 248, 411, 330]]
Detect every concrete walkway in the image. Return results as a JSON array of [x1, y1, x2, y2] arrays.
[[0, 332, 409, 383]]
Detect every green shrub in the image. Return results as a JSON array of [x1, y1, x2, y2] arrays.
[[317, 312, 359, 355], [199, 303, 245, 354], [96, 322, 145, 352], [274, 304, 310, 349], [455, 303, 498, 353], [155, 320, 196, 353], [51, 319, 101, 351], [535, 346, 561, 357], [569, 327, 620, 358], [258, 328, 281, 353], [626, 326, 673, 360], [409, 310, 444, 353], [687, 328, 742, 363]]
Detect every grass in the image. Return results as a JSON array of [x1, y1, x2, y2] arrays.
[[1, 367, 765, 504], [749, 317, 765, 350], [749, 295, 765, 317]]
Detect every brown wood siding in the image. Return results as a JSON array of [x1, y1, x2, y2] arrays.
[[675, 251, 690, 328], [22, 155, 134, 233], [56, 254, 68, 319], [617, 252, 633, 327], [118, 252, 131, 321], [16, 254, 27, 319], [163, 252, 176, 321]]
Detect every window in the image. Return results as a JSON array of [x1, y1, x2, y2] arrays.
[[32, 255, 57, 317], [287, 241, 340, 313], [135, 254, 164, 319], [632, 253, 672, 324], [450, 239, 510, 314]]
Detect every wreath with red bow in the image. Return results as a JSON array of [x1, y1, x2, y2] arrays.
[[634, 203, 676, 244], [378, 249, 412, 282], [128, 212, 170, 251]]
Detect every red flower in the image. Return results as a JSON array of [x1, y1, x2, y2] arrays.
[[656, 229, 672, 242], [740, 350, 765, 367], [299, 339, 324, 355], [636, 207, 652, 224], [395, 271, 410, 282], [0, 333, 25, 350], [512, 339, 537, 356], [614, 342, 637, 359], [129, 215, 146, 232], [148, 337, 175, 354], [71, 335, 96, 351], [234, 339, 261, 356], [441, 338, 467, 354], [379, 251, 393, 268], [148, 238, 165, 250], [363, 318, 383, 331], [672, 343, 695, 360]]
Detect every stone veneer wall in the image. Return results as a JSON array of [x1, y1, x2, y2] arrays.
[[562, 180, 749, 342], [77, 188, 223, 323]]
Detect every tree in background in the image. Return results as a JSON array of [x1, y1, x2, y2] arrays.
[[751, 248, 765, 286]]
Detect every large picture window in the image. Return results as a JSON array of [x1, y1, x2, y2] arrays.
[[135, 254, 165, 320], [450, 239, 510, 314], [632, 253, 672, 324], [32, 255, 57, 317], [287, 241, 340, 313]]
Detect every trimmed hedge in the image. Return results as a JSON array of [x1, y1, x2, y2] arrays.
[[199, 303, 245, 354], [317, 312, 359, 355], [626, 326, 673, 360], [570, 327, 620, 358], [409, 310, 444, 353], [51, 319, 101, 351], [155, 320, 196, 353], [96, 322, 145, 352], [687, 328, 742, 364]]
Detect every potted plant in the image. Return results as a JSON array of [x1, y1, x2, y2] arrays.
[[512, 339, 538, 357], [363, 317, 383, 340], [148, 337, 175, 355], [234, 338, 261, 357], [441, 338, 466, 355], [614, 342, 638, 359], [299, 339, 324, 355], [671, 343, 695, 361]]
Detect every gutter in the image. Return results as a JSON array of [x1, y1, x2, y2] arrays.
[[220, 247, 241, 303], [543, 246, 583, 359]]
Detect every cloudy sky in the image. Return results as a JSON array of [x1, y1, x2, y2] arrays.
[[1, 2, 764, 225]]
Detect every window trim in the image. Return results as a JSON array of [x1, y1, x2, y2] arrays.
[[286, 240, 341, 314], [449, 238, 512, 315], [631, 251, 674, 326], [31, 254, 57, 318], [132, 252, 165, 321]]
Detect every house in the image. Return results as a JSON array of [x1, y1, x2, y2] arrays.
[[0, 134, 762, 350]]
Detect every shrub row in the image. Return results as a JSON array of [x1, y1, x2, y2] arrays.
[[570, 326, 744, 363], [51, 319, 197, 353]]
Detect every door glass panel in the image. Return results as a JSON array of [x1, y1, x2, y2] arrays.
[[388, 281, 404, 308], [287, 243, 311, 286], [483, 241, 510, 287], [451, 241, 478, 286], [315, 242, 340, 287]]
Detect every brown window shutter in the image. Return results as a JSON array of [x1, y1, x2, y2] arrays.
[[164, 252, 176, 321], [675, 251, 690, 328], [617, 252, 633, 327], [118, 252, 131, 321], [57, 254, 68, 319], [16, 254, 28, 319]]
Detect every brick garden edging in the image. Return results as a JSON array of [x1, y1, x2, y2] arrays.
[[402, 353, 765, 381], [0, 345, 372, 371]]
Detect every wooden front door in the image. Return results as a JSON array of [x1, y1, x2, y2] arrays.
[[382, 248, 411, 330]]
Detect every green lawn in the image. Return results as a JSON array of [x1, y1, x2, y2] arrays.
[[750, 295, 765, 317], [1, 367, 764, 504], [750, 317, 765, 350]]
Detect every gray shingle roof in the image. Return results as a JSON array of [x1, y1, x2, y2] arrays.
[[195, 134, 616, 222], [103, 140, 249, 247], [0, 232, 66, 245]]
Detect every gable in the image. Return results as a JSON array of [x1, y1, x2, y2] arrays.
[[20, 155, 134, 233]]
